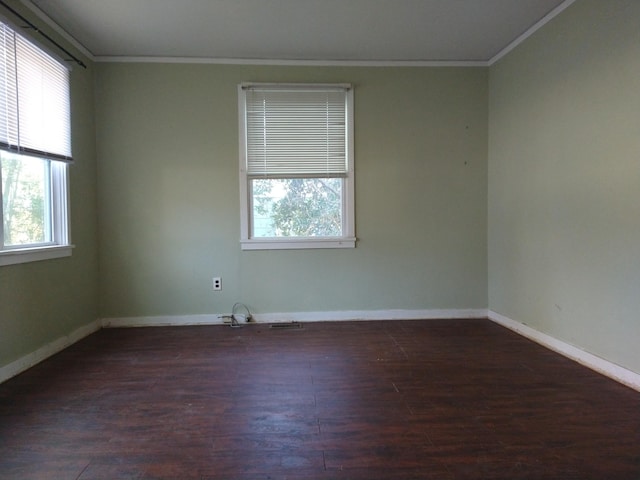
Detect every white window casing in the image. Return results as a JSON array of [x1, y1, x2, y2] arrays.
[[0, 20, 72, 266], [238, 83, 355, 250]]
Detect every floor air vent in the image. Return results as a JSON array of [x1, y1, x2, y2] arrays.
[[269, 322, 303, 330]]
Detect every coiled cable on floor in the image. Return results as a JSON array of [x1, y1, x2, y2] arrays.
[[231, 302, 253, 325], [219, 303, 254, 327]]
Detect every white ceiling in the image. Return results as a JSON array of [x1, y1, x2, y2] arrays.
[[24, 0, 573, 64]]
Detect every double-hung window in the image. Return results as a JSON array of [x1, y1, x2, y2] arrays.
[[238, 83, 355, 250], [0, 20, 72, 266]]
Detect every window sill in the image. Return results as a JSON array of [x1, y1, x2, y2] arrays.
[[241, 237, 356, 251], [0, 245, 74, 266]]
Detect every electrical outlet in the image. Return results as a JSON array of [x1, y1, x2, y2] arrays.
[[212, 277, 222, 291]]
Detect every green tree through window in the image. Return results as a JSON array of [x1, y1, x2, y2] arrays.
[[252, 178, 342, 237], [1, 154, 48, 246]]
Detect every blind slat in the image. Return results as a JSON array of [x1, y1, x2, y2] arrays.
[[245, 87, 347, 177]]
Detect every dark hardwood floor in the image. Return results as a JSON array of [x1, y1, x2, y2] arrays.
[[0, 319, 638, 479]]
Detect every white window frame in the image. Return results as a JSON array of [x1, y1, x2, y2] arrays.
[[238, 83, 355, 250], [0, 156, 72, 267], [0, 20, 73, 266]]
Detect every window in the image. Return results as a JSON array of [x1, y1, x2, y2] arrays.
[[238, 83, 355, 250], [0, 21, 72, 266]]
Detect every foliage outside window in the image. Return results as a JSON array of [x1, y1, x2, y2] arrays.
[[238, 83, 355, 250], [0, 21, 72, 266]]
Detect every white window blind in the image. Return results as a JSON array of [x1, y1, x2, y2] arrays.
[[245, 85, 349, 178], [0, 22, 72, 163]]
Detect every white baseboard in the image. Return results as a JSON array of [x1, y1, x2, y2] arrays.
[[255, 308, 489, 323], [5, 310, 638, 393], [101, 314, 225, 328], [488, 310, 640, 392], [100, 308, 489, 328], [0, 320, 101, 384]]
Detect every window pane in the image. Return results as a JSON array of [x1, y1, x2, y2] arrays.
[[252, 178, 342, 238], [1, 152, 51, 246]]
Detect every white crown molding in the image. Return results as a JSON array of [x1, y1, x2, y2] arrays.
[[488, 311, 640, 392], [0, 320, 100, 384], [17, 0, 576, 69], [488, 0, 577, 66], [94, 56, 488, 67], [19, 0, 95, 61]]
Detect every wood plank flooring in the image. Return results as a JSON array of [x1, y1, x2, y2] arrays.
[[0, 319, 639, 479]]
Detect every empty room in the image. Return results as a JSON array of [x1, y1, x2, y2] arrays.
[[0, 0, 639, 478]]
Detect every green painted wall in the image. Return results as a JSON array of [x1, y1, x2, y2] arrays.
[[0, 6, 99, 368], [4, 0, 638, 381], [95, 65, 488, 318], [488, 0, 640, 372]]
